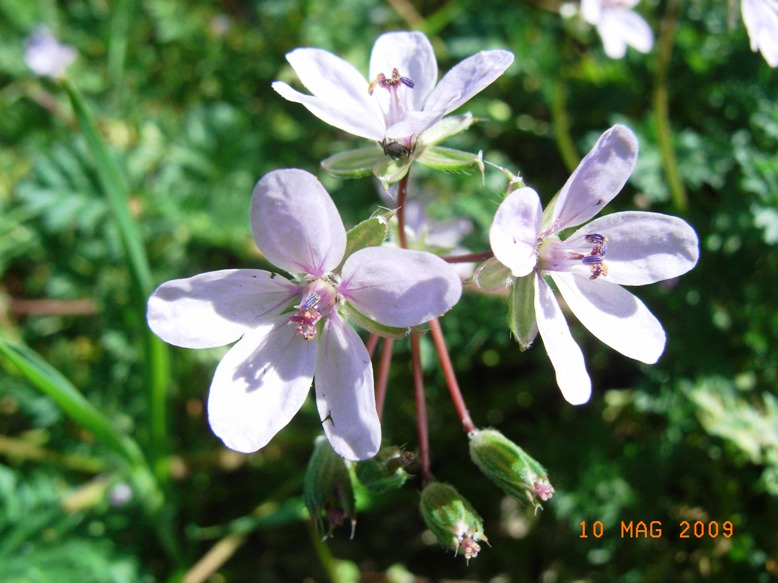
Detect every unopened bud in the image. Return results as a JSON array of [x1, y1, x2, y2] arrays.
[[469, 428, 554, 510], [355, 446, 413, 495], [419, 482, 487, 561], [304, 436, 356, 539]]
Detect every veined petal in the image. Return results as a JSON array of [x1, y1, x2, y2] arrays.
[[339, 247, 462, 327], [551, 271, 665, 364], [742, 0, 778, 67], [550, 125, 638, 232], [273, 81, 385, 140], [207, 317, 317, 453], [277, 47, 385, 139], [569, 211, 699, 285], [599, 10, 654, 58], [534, 275, 592, 405], [147, 269, 299, 349], [251, 169, 347, 277], [422, 50, 514, 116], [315, 313, 380, 460], [370, 31, 438, 111], [490, 187, 543, 277]]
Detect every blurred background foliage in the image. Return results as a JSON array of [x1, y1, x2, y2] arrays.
[[1, 0, 777, 581]]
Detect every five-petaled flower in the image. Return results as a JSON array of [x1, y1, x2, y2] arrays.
[[581, 0, 654, 59], [488, 125, 699, 405], [147, 169, 462, 460], [272, 31, 513, 166], [741, 0, 778, 67]]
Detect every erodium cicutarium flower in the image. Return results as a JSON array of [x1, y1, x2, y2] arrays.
[[272, 31, 513, 165], [147, 169, 462, 460], [487, 125, 699, 405]]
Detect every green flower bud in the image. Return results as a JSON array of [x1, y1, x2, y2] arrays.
[[355, 446, 413, 495], [419, 482, 487, 561], [469, 428, 554, 510], [304, 436, 356, 539]]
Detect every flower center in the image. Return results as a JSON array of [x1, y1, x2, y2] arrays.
[[538, 232, 609, 279], [367, 67, 415, 95], [289, 282, 338, 341], [368, 67, 415, 137]]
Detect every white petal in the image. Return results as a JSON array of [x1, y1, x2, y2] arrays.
[[147, 269, 299, 349], [599, 10, 654, 57], [315, 313, 380, 460], [551, 271, 665, 363], [569, 211, 699, 285], [207, 318, 317, 453], [275, 48, 385, 140], [339, 247, 462, 327], [251, 169, 346, 277], [742, 0, 778, 67], [535, 275, 592, 405], [423, 50, 514, 116], [24, 28, 77, 78], [550, 125, 638, 231], [490, 187, 543, 277], [581, 0, 602, 25], [384, 111, 445, 142], [370, 31, 438, 111]]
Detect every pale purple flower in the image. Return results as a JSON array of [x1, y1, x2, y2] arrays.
[[148, 169, 462, 460], [489, 125, 699, 404], [272, 31, 513, 160], [581, 0, 654, 58], [24, 27, 77, 78], [741, 0, 778, 67]]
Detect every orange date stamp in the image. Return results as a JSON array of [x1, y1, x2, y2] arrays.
[[579, 520, 735, 539]]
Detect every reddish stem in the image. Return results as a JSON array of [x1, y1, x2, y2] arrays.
[[374, 338, 394, 420], [410, 332, 433, 485], [365, 333, 380, 358], [442, 251, 494, 264], [428, 318, 477, 434], [396, 174, 410, 250]]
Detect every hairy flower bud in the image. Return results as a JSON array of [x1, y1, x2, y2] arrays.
[[419, 482, 487, 561], [304, 436, 356, 539], [469, 428, 554, 510], [355, 446, 413, 494]]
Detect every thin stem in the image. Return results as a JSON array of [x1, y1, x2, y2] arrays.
[[396, 173, 410, 250], [428, 318, 476, 434], [375, 338, 394, 420], [365, 332, 380, 358], [442, 251, 494, 264], [654, 0, 688, 211], [410, 333, 432, 485]]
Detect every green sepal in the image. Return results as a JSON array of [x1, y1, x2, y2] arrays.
[[474, 257, 513, 291], [417, 146, 482, 172], [354, 446, 411, 495], [340, 303, 409, 339], [322, 146, 384, 177], [419, 113, 475, 146], [374, 157, 413, 189], [419, 482, 487, 560], [338, 212, 393, 270], [303, 435, 357, 538], [508, 274, 538, 350]]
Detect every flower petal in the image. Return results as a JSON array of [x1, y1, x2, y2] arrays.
[[742, 0, 778, 67], [535, 275, 592, 404], [370, 31, 438, 111], [315, 313, 380, 460], [599, 9, 654, 58], [339, 247, 462, 327], [550, 125, 638, 232], [551, 271, 665, 363], [423, 50, 514, 116], [273, 48, 385, 140], [147, 269, 299, 349], [251, 169, 347, 277], [569, 211, 699, 285], [207, 317, 317, 453], [490, 187, 543, 277]]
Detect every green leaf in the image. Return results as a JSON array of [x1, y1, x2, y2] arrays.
[[340, 304, 408, 339], [508, 274, 538, 350], [417, 146, 482, 171], [321, 146, 384, 177]]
